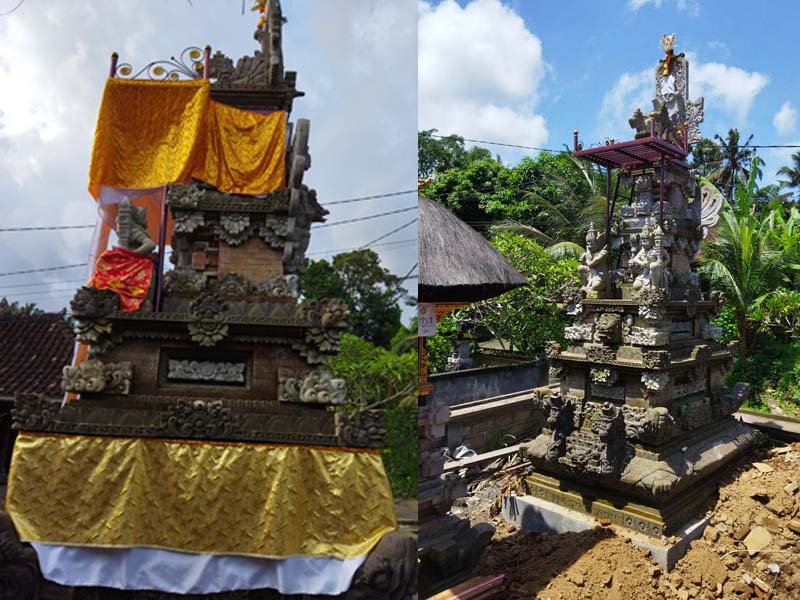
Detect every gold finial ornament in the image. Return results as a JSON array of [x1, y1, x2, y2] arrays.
[[660, 33, 676, 76]]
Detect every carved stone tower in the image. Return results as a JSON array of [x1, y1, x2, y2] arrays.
[[521, 36, 756, 537], [5, 2, 416, 597]]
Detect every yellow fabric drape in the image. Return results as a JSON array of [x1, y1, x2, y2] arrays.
[[88, 78, 286, 198], [7, 433, 396, 559], [196, 101, 286, 195], [89, 79, 209, 197]]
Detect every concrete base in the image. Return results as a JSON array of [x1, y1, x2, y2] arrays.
[[627, 514, 710, 571], [501, 494, 709, 571]]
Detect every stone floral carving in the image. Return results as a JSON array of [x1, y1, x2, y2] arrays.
[[336, 410, 385, 449], [545, 392, 574, 461], [257, 274, 299, 298], [11, 394, 57, 432], [302, 298, 349, 355], [590, 367, 617, 386], [173, 210, 204, 234], [641, 371, 671, 391], [642, 350, 670, 370], [545, 341, 563, 359], [167, 360, 245, 383], [62, 360, 133, 395], [278, 369, 346, 405], [585, 345, 615, 363], [215, 213, 253, 245], [188, 293, 229, 347], [638, 287, 668, 321], [628, 325, 669, 346], [216, 272, 252, 296], [564, 323, 593, 342], [164, 399, 239, 439], [578, 223, 609, 297], [167, 183, 205, 208], [163, 270, 207, 294], [260, 215, 289, 248]]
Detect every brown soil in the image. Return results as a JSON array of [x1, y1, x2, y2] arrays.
[[457, 441, 800, 599]]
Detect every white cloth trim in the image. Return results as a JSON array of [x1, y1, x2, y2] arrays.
[[32, 543, 366, 595]]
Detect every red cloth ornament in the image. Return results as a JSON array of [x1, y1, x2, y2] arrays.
[[91, 247, 154, 311]]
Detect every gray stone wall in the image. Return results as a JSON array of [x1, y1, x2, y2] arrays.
[[428, 359, 546, 408]]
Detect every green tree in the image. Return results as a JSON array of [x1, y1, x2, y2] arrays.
[[418, 129, 492, 179], [0, 298, 43, 316], [699, 158, 788, 360], [434, 231, 579, 359], [327, 333, 417, 497], [301, 249, 407, 348], [689, 137, 723, 178], [419, 156, 511, 229], [710, 129, 759, 200], [777, 151, 800, 201]]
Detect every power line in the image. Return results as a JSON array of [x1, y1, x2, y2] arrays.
[[312, 206, 417, 229], [307, 238, 416, 257], [325, 190, 417, 206], [397, 262, 418, 287], [0, 224, 94, 232], [431, 132, 800, 153], [0, 278, 85, 291], [360, 218, 417, 248], [0, 264, 87, 278]]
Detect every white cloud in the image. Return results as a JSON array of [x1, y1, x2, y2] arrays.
[[773, 101, 797, 137], [628, 0, 700, 17], [627, 0, 700, 15], [597, 54, 768, 139], [691, 59, 769, 122], [418, 0, 548, 154]]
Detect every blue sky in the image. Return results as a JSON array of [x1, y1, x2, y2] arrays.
[[0, 1, 417, 314], [419, 0, 800, 183]]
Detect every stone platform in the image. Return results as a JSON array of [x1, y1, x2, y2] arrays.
[[502, 494, 710, 570]]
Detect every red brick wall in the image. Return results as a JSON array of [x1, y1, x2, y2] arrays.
[[217, 238, 283, 282]]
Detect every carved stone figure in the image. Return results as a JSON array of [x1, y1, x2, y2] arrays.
[[545, 392, 574, 461], [116, 197, 156, 255], [70, 286, 119, 355], [594, 313, 622, 344], [578, 224, 609, 297], [597, 402, 627, 475]]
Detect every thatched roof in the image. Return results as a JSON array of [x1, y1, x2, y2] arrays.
[[419, 195, 527, 303]]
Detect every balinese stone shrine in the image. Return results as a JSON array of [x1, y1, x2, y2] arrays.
[[519, 35, 756, 539], [2, 2, 415, 598]]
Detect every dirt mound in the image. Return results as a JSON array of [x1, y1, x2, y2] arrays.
[[460, 441, 800, 599]]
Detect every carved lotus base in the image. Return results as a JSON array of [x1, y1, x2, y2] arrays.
[[522, 417, 758, 536]]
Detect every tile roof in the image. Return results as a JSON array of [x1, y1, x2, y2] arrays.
[[0, 313, 74, 397]]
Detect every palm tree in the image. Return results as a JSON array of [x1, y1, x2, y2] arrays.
[[710, 129, 758, 201], [490, 152, 625, 259], [777, 151, 800, 201], [699, 158, 786, 361]]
